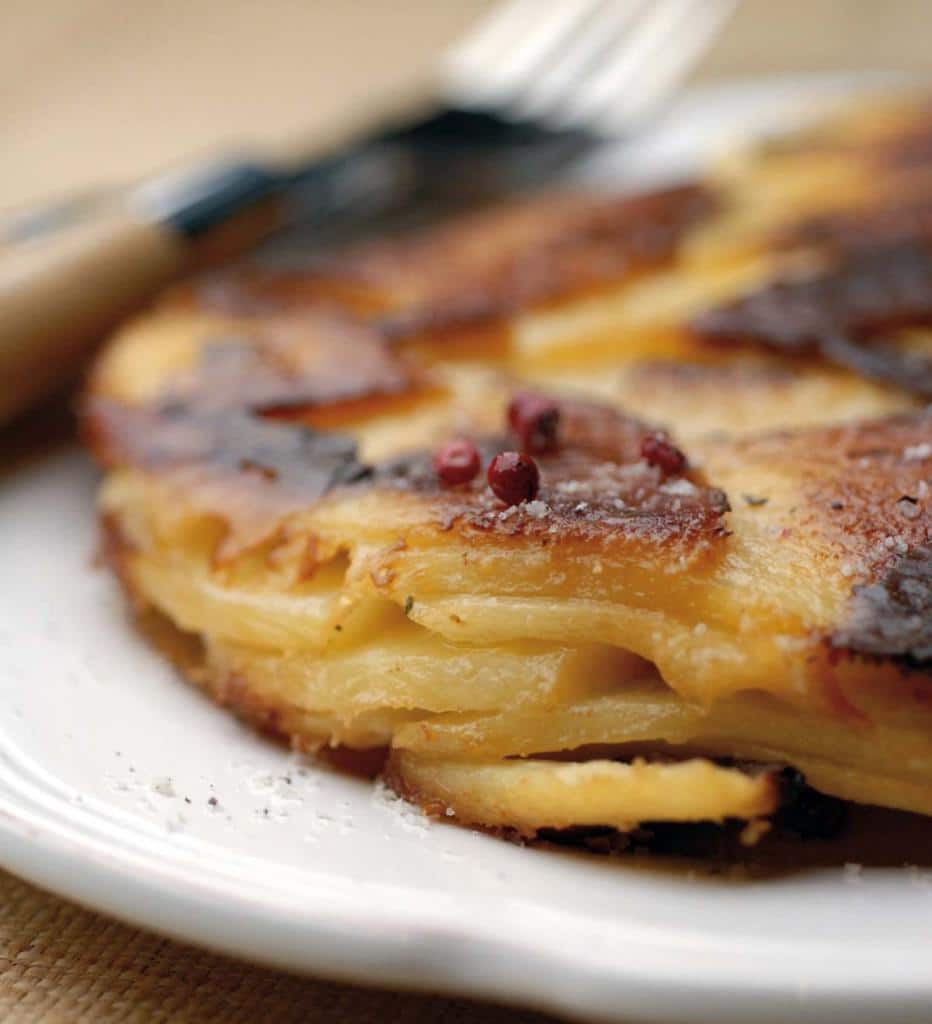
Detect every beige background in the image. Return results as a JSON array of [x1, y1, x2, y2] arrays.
[[4, 0, 932, 208], [2, 2, 931, 1021]]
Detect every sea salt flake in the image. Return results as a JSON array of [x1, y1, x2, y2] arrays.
[[904, 443, 932, 462], [897, 497, 921, 520], [524, 500, 550, 519], [371, 778, 431, 835], [151, 778, 176, 798], [660, 478, 698, 496]]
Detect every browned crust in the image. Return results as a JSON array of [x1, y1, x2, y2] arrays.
[[380, 756, 453, 821], [87, 380, 730, 561], [778, 195, 932, 254], [371, 395, 729, 551], [688, 103, 932, 395], [721, 410, 932, 664], [175, 184, 716, 338]]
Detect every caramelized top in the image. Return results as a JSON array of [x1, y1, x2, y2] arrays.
[[166, 315, 423, 415], [715, 411, 932, 663], [371, 396, 729, 553], [179, 184, 715, 337]]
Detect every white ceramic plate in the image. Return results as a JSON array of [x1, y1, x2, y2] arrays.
[[3, 77, 932, 1024]]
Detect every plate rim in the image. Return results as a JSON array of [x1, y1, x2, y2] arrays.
[[3, 777, 932, 1024]]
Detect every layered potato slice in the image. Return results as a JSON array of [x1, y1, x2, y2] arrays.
[[84, 95, 932, 840]]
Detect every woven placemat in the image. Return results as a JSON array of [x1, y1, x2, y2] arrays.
[[0, 870, 557, 1023]]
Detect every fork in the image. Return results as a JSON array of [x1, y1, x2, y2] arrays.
[[0, 0, 736, 424]]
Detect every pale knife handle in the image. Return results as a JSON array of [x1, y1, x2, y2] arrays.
[[0, 208, 187, 423]]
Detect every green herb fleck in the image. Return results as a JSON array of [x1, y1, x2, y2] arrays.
[[742, 494, 769, 507], [404, 595, 415, 616]]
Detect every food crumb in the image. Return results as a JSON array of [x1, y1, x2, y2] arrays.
[[151, 777, 175, 798]]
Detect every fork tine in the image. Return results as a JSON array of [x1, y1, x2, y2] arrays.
[[605, 0, 738, 131], [553, 0, 737, 133], [445, 0, 735, 139], [510, 0, 653, 120], [445, 0, 543, 80], [443, 0, 604, 110]]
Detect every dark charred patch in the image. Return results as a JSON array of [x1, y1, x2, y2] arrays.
[[691, 241, 932, 395], [700, 105, 932, 395], [85, 398, 370, 495], [163, 314, 423, 417], [832, 546, 932, 666], [781, 196, 932, 255], [83, 309, 429, 547]]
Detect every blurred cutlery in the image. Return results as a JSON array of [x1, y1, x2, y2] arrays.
[[0, 0, 736, 424]]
